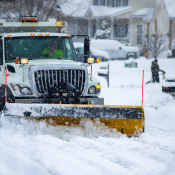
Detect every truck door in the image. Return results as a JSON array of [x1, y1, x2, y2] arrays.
[[0, 36, 4, 84]]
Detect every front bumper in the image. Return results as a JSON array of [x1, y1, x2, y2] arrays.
[[162, 86, 175, 97], [14, 97, 104, 105], [162, 86, 175, 93]]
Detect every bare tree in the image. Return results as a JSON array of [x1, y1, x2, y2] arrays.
[[0, 0, 84, 21], [148, 34, 168, 59]]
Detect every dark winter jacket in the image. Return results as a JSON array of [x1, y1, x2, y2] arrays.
[[151, 61, 159, 73]]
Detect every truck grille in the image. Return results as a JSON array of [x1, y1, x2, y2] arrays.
[[34, 69, 85, 93]]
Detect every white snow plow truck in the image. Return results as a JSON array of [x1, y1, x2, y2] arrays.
[[0, 17, 145, 136]]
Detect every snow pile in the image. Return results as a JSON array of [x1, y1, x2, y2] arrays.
[[146, 101, 175, 131], [0, 115, 121, 140], [91, 57, 174, 108], [0, 145, 49, 175]]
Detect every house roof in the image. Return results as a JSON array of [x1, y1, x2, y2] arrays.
[[132, 8, 154, 20], [85, 6, 132, 18], [164, 0, 175, 19], [61, 4, 132, 18]]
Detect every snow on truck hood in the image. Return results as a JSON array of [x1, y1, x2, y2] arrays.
[[26, 59, 82, 66], [4, 32, 69, 37], [7, 60, 84, 70]]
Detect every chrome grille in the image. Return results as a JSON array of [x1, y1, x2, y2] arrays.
[[34, 69, 85, 93]]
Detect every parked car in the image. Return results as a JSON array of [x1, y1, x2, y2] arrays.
[[74, 42, 110, 62], [90, 39, 140, 60]]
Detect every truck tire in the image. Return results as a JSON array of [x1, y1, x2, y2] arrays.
[[172, 49, 175, 58], [0, 85, 15, 112], [0, 86, 5, 112]]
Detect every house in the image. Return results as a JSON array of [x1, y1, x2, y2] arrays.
[[61, 0, 175, 54]]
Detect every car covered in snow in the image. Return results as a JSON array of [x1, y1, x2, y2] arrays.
[[162, 78, 175, 98], [74, 42, 110, 62], [90, 39, 140, 60]]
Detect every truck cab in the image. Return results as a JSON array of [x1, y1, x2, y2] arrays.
[[0, 17, 104, 109]]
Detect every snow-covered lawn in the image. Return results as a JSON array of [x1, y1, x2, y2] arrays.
[[0, 57, 175, 175]]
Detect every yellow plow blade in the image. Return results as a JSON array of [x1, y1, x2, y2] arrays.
[[4, 103, 145, 136]]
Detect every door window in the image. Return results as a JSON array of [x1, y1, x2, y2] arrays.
[[0, 38, 3, 65], [94, 0, 105, 6], [137, 25, 143, 45]]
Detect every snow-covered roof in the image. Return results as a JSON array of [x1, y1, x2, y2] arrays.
[[132, 8, 154, 20], [85, 6, 132, 18], [164, 0, 175, 19]]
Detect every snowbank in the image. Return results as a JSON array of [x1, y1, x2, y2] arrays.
[[0, 144, 49, 175], [146, 101, 175, 131]]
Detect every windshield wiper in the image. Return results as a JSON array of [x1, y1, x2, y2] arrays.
[[7, 57, 16, 60]]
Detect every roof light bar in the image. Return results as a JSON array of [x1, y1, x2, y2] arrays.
[[20, 16, 39, 22]]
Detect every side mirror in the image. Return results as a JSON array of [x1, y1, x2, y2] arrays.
[[71, 35, 90, 63], [84, 36, 90, 63]]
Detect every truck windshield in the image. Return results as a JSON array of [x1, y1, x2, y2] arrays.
[[5, 36, 77, 62]]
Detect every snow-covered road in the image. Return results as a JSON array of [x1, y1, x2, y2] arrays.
[[0, 57, 175, 175]]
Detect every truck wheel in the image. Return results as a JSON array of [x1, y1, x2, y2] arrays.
[[0, 85, 15, 112], [172, 49, 175, 58], [0, 87, 5, 112]]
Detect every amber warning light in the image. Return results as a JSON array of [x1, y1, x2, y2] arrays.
[[56, 22, 66, 26]]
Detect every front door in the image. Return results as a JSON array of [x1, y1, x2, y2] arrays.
[[0, 36, 5, 85]]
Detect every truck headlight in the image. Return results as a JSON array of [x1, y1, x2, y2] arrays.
[[20, 58, 28, 64], [11, 85, 20, 91], [89, 86, 96, 94], [20, 87, 33, 95], [87, 58, 95, 64]]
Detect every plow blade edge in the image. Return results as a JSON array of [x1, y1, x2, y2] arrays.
[[4, 103, 145, 135]]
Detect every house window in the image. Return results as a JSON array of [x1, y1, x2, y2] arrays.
[[137, 25, 142, 45], [123, 0, 128, 6], [94, 0, 105, 6], [116, 0, 128, 6], [107, 0, 114, 7], [116, 25, 128, 38], [116, 0, 122, 6]]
